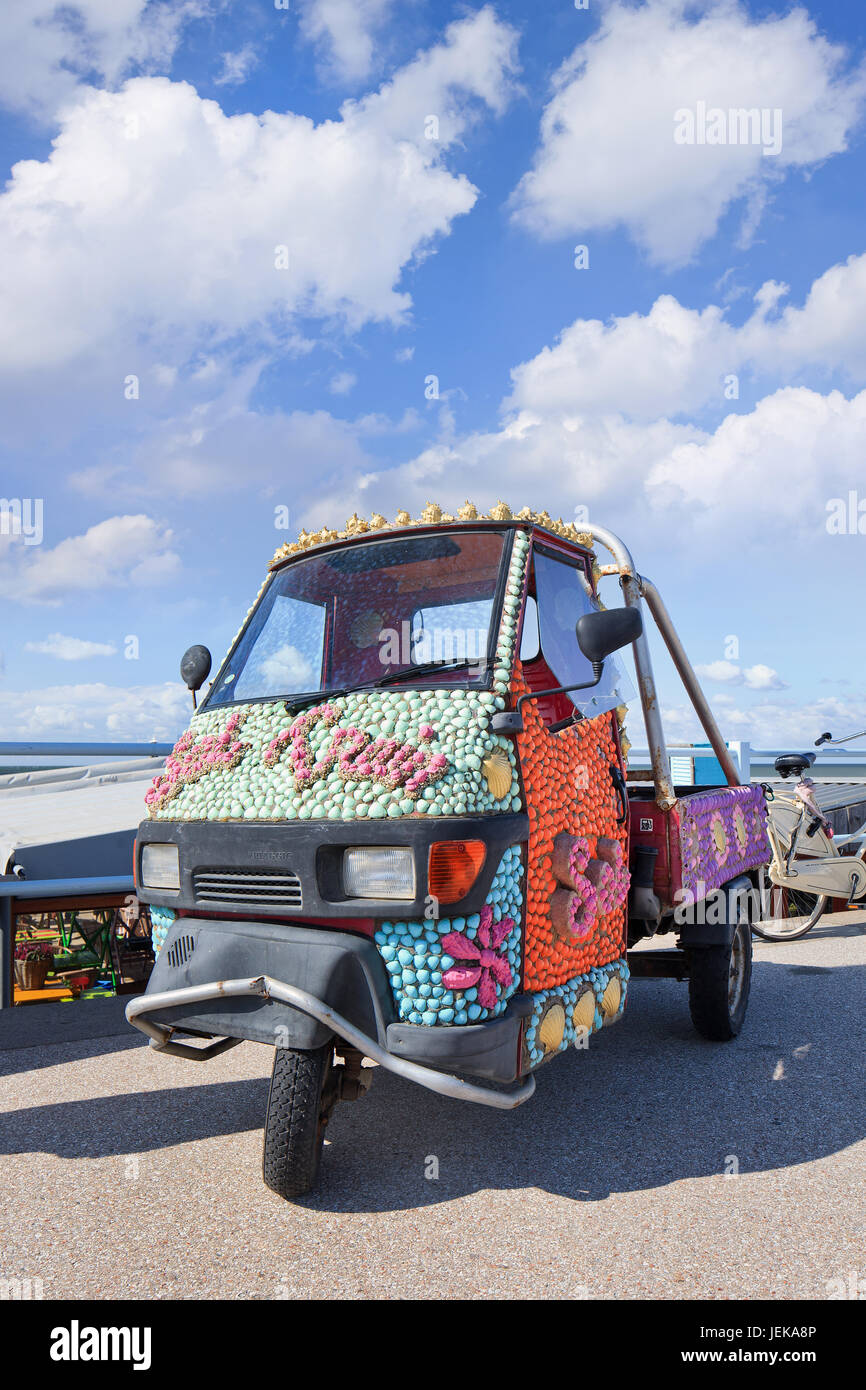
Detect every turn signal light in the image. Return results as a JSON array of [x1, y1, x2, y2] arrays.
[[428, 840, 486, 904]]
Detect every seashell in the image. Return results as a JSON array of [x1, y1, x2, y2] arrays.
[[538, 1003, 565, 1053], [481, 750, 512, 800], [394, 509, 412, 525], [601, 978, 621, 1020], [733, 808, 748, 851], [595, 836, 622, 868], [458, 500, 479, 520], [572, 990, 596, 1036], [488, 500, 512, 520]]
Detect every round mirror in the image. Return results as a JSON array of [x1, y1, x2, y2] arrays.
[[180, 644, 212, 692]]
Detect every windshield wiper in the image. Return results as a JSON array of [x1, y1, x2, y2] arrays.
[[373, 657, 491, 687], [282, 658, 492, 714]]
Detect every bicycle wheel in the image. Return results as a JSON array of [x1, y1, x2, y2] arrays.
[[751, 867, 827, 941]]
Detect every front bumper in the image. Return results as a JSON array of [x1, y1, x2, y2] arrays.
[[128, 916, 534, 1104]]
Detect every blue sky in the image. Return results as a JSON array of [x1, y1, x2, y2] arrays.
[[0, 0, 864, 751]]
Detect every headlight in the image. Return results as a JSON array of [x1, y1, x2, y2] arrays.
[[141, 843, 180, 890], [343, 847, 415, 900]]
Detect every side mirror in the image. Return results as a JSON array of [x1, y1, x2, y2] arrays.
[[576, 607, 642, 669], [180, 645, 212, 708]]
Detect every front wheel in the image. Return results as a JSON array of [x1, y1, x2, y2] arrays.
[[262, 1042, 334, 1200], [750, 868, 826, 941], [687, 919, 752, 1040]]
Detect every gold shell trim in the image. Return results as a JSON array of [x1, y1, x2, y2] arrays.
[[538, 1003, 566, 1053], [734, 808, 748, 851], [269, 500, 595, 568], [601, 978, 621, 1020], [481, 751, 513, 801], [572, 990, 596, 1036]]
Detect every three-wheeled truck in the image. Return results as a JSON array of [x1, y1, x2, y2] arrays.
[[127, 504, 770, 1198]]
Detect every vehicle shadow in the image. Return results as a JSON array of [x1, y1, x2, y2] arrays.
[[1, 957, 863, 1212]]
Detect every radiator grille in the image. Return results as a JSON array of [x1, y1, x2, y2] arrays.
[[193, 868, 303, 910]]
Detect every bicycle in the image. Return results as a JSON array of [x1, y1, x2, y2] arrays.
[[751, 731, 866, 941]]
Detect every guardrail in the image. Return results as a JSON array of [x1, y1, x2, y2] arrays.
[[0, 741, 174, 759], [627, 742, 866, 782]]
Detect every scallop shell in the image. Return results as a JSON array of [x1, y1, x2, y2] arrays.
[[481, 751, 513, 800], [572, 990, 596, 1036], [538, 1003, 566, 1053], [733, 807, 748, 851], [601, 978, 621, 1020]]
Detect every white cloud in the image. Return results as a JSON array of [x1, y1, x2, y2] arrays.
[[214, 44, 259, 88], [0, 9, 519, 371], [330, 371, 358, 395], [25, 634, 118, 660], [657, 691, 866, 750], [0, 515, 180, 604], [71, 385, 382, 500], [505, 252, 866, 424], [694, 660, 788, 690], [298, 0, 397, 83], [743, 664, 788, 692], [694, 659, 742, 684], [646, 386, 866, 528], [0, 682, 189, 740], [0, 0, 212, 121], [511, 0, 866, 266]]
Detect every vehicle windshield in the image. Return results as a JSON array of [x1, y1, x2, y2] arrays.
[[205, 529, 509, 707]]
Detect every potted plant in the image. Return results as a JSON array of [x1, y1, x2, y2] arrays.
[[14, 941, 55, 991]]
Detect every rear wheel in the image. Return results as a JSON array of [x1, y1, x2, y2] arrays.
[[750, 867, 826, 941], [262, 1041, 335, 1200], [687, 919, 752, 1040]]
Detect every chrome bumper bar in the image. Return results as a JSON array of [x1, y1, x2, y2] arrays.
[[126, 975, 536, 1110]]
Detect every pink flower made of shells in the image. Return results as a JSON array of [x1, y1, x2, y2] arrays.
[[440, 905, 513, 1010]]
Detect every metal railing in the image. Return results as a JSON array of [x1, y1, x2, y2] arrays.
[[626, 742, 866, 783], [0, 741, 173, 759]]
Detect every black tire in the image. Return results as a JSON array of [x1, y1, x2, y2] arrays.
[[687, 919, 752, 1040], [262, 1042, 334, 1200]]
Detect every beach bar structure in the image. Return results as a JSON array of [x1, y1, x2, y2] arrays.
[[0, 744, 171, 1009]]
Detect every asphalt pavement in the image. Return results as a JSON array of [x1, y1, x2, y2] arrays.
[[1, 912, 864, 1299]]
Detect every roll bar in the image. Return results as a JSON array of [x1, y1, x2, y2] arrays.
[[584, 524, 740, 811]]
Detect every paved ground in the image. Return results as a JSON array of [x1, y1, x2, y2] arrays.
[[2, 912, 865, 1300]]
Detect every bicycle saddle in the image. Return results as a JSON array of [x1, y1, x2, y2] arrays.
[[774, 752, 816, 778]]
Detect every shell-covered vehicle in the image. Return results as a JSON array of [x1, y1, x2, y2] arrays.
[[127, 503, 770, 1198]]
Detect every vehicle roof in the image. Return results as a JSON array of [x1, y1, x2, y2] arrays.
[[269, 502, 594, 572]]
